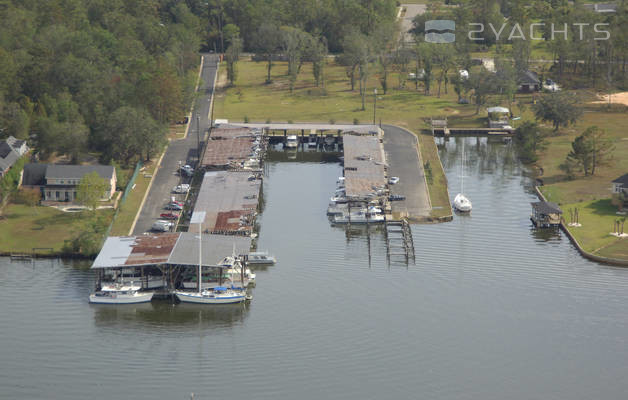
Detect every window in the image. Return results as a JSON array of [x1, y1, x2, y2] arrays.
[[55, 191, 59, 199]]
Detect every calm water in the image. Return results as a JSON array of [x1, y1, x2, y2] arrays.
[[2, 137, 628, 400]]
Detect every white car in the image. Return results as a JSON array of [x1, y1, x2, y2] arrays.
[[152, 220, 173, 232], [173, 184, 190, 194], [388, 177, 400, 185]]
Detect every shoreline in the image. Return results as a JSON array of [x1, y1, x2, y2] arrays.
[[534, 186, 628, 267]]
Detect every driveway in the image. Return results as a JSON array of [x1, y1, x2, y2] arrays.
[[132, 54, 219, 235], [400, 4, 427, 42], [382, 125, 431, 219]]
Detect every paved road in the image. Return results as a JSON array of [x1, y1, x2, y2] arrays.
[[132, 54, 218, 235], [400, 4, 427, 43], [382, 125, 431, 219]]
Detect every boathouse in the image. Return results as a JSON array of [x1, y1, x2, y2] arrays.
[[531, 201, 563, 228]]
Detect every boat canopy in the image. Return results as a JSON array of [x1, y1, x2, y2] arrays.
[[214, 286, 227, 291]]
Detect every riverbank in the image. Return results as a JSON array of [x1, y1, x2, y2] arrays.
[[534, 97, 628, 264]]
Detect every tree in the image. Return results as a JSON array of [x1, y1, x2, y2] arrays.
[[17, 188, 41, 213], [534, 92, 582, 131], [340, 30, 368, 91], [306, 35, 328, 87], [281, 27, 308, 93], [76, 172, 108, 211], [565, 126, 614, 176], [225, 37, 242, 86], [433, 43, 455, 97], [467, 68, 494, 114], [253, 23, 281, 84], [513, 121, 544, 163]]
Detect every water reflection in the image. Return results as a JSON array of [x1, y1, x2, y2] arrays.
[[92, 301, 249, 330]]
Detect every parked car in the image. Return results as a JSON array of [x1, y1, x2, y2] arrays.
[[388, 177, 400, 185], [165, 203, 183, 211], [180, 164, 194, 177], [152, 220, 173, 232], [173, 184, 190, 194], [389, 194, 406, 201], [160, 212, 180, 220]]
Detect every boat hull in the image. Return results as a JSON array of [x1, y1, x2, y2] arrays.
[[175, 291, 247, 304], [89, 292, 154, 304], [453, 193, 472, 213]]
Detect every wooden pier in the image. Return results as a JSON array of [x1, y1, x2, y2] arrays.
[[384, 219, 415, 264]]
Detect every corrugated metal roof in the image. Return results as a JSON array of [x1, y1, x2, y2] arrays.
[[91, 233, 180, 269], [343, 134, 387, 200], [167, 232, 251, 267], [202, 137, 256, 167], [193, 171, 261, 234]]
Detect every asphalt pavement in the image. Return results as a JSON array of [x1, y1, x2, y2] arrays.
[[382, 124, 431, 219], [132, 54, 218, 235]]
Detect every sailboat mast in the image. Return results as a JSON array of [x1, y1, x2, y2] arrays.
[[198, 221, 202, 294], [461, 138, 465, 195]]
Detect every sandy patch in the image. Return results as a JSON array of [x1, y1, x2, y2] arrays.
[[593, 92, 628, 106]]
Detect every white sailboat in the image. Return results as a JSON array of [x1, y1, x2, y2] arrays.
[[175, 212, 249, 305], [453, 138, 472, 213]]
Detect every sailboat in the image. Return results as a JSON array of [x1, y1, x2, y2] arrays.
[[175, 212, 249, 305], [453, 138, 472, 213]]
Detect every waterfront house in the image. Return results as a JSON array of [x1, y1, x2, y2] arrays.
[[612, 173, 628, 205], [21, 163, 116, 203], [518, 71, 540, 92], [0, 136, 29, 177], [531, 201, 563, 228]]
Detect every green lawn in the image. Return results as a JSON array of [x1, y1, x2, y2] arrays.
[[0, 204, 113, 255], [553, 198, 627, 260], [215, 58, 491, 217], [109, 157, 161, 236]]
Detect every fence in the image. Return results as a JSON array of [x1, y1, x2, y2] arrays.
[[102, 161, 143, 240]]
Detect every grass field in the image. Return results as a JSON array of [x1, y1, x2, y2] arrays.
[[215, 58, 493, 216], [549, 198, 627, 260], [0, 204, 113, 255], [109, 157, 161, 236]]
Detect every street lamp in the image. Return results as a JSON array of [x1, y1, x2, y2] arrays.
[[373, 89, 377, 125]]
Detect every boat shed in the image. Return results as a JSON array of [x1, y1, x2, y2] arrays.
[[342, 133, 387, 201], [531, 201, 563, 228], [91, 232, 251, 270], [192, 171, 261, 235]]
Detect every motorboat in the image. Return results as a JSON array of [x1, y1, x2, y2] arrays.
[[324, 135, 336, 145], [453, 138, 472, 213], [308, 135, 318, 147], [89, 284, 154, 304], [247, 251, 276, 265], [327, 202, 348, 216], [330, 195, 348, 203], [175, 286, 248, 304], [333, 209, 385, 224], [181, 256, 253, 289], [285, 135, 298, 148], [102, 268, 164, 290]]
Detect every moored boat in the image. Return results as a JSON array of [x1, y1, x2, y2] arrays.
[[89, 284, 154, 304], [247, 251, 276, 265], [175, 286, 248, 304]]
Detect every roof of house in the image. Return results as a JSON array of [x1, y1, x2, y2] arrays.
[[612, 173, 628, 186], [45, 164, 115, 180], [0, 142, 19, 172], [518, 71, 540, 85], [21, 163, 48, 186], [531, 201, 563, 214]]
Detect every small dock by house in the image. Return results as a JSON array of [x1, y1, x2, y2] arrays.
[[531, 201, 563, 228]]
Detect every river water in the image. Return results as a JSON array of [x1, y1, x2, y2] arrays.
[[2, 137, 628, 400]]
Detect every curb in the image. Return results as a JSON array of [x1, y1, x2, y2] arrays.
[[183, 55, 205, 139]]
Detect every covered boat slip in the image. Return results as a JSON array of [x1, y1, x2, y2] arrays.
[[342, 133, 388, 201], [192, 171, 262, 235], [91, 233, 251, 293]]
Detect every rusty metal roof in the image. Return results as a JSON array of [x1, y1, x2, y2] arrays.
[[92, 233, 180, 269], [202, 137, 256, 168]]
